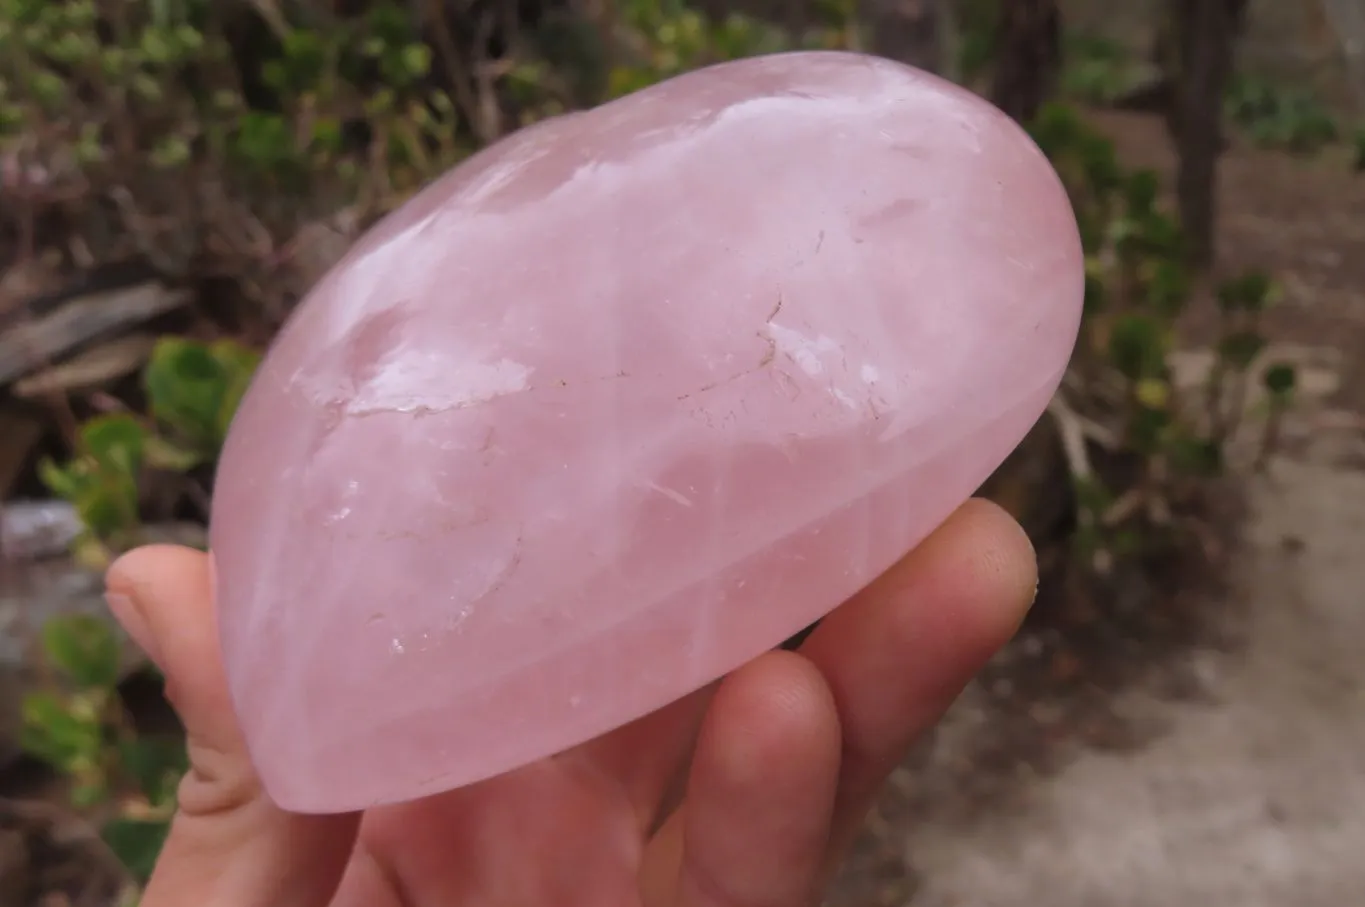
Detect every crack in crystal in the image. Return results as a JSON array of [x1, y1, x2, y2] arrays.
[[678, 292, 784, 401]]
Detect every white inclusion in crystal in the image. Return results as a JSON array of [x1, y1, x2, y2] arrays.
[[644, 481, 694, 507], [323, 506, 352, 526], [390, 638, 405, 655], [346, 353, 533, 416], [767, 323, 866, 410], [860, 363, 881, 385], [766, 323, 841, 378], [323, 479, 361, 526], [441, 600, 477, 635]]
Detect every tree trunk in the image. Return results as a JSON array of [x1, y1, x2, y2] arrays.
[[1157, 0, 1248, 142], [1171, 0, 1237, 267], [990, 0, 1062, 124]]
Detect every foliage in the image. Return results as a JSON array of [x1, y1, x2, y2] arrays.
[[142, 337, 262, 466], [1058, 32, 1151, 105], [11, 0, 856, 558], [950, 0, 1000, 86], [1225, 76, 1339, 153], [21, 613, 185, 884], [4, 0, 1308, 887], [37, 336, 259, 567], [605, 1, 806, 98], [0, 0, 465, 305], [5, 0, 859, 887], [0, 0, 856, 318], [1028, 102, 1296, 567]]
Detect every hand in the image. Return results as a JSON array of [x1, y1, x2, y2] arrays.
[[104, 498, 1036, 907]]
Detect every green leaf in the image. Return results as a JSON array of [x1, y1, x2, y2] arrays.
[[82, 414, 146, 472], [1079, 133, 1122, 194], [1168, 434, 1224, 476], [71, 779, 109, 809], [1134, 377, 1170, 410], [231, 111, 299, 175], [139, 337, 259, 463], [1263, 362, 1297, 397], [117, 736, 188, 806], [143, 435, 205, 472], [102, 817, 172, 883], [37, 456, 82, 500], [1146, 260, 1190, 317], [401, 43, 431, 78], [1127, 403, 1172, 454], [1218, 330, 1265, 370], [144, 337, 228, 451], [1217, 272, 1276, 312], [1124, 169, 1160, 216], [310, 117, 344, 154], [40, 414, 145, 542], [209, 339, 261, 441], [42, 613, 122, 689], [72, 534, 114, 571], [1072, 474, 1113, 516], [1108, 313, 1167, 381], [150, 135, 190, 169], [1136, 212, 1183, 257], [269, 29, 328, 93], [20, 691, 101, 768]]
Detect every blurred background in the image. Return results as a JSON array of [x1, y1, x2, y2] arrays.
[[0, 0, 1362, 904]]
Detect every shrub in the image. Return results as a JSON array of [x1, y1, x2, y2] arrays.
[[1029, 102, 1295, 567], [9, 2, 857, 888], [37, 336, 259, 568], [1225, 76, 1339, 153], [22, 614, 185, 883], [10, 2, 1297, 890]]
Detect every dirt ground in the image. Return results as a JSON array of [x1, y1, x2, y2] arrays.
[[826, 90, 1365, 907], [828, 367, 1365, 907]]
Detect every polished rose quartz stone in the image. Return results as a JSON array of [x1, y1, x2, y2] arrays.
[[210, 50, 1084, 813]]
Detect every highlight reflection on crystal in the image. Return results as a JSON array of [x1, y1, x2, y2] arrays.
[[209, 50, 1085, 814]]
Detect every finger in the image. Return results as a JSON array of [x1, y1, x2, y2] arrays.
[[569, 684, 715, 836], [105, 545, 360, 907], [799, 498, 1037, 869], [670, 650, 841, 907]]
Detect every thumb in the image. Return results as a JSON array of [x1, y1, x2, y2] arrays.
[[105, 544, 359, 907]]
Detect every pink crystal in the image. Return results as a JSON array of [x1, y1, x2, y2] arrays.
[[210, 51, 1084, 813]]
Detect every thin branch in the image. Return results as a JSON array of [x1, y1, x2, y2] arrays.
[[1048, 393, 1093, 481]]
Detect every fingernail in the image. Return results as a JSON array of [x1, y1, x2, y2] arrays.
[[105, 591, 163, 667]]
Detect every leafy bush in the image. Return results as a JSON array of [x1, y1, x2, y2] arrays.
[[0, 0, 854, 316], [1059, 32, 1149, 105], [38, 336, 259, 567], [8, 1, 1301, 890], [0, 0, 470, 316], [1225, 76, 1339, 153], [13, 0, 857, 563], [1028, 102, 1295, 566], [9, 2, 858, 889], [22, 614, 185, 883]]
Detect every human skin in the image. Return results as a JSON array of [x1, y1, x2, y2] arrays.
[[104, 497, 1036, 907]]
